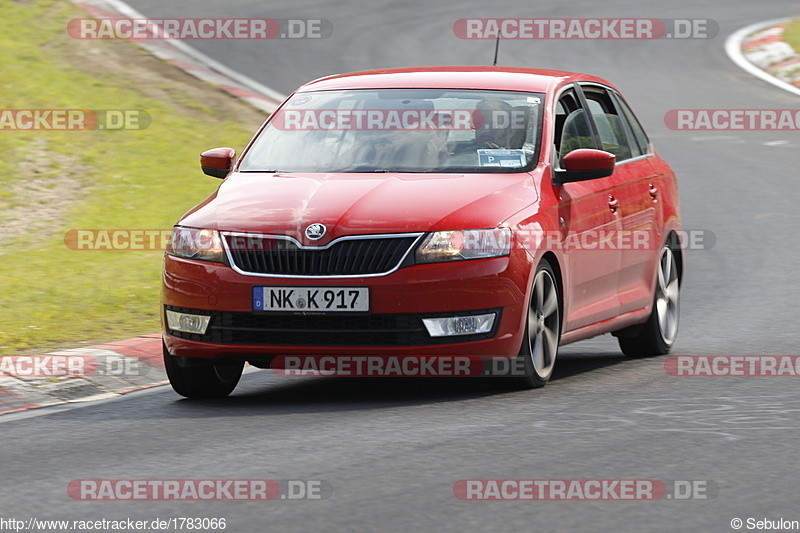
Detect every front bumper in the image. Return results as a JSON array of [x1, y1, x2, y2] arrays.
[[162, 247, 531, 360]]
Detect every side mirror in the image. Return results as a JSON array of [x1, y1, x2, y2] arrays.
[[200, 147, 236, 178], [554, 149, 616, 185]]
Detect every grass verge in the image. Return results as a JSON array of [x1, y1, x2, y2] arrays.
[[0, 0, 263, 354]]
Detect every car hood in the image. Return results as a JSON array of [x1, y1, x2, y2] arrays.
[[179, 171, 538, 245]]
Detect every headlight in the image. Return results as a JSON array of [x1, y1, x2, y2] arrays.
[[415, 228, 512, 264], [166, 227, 226, 263]]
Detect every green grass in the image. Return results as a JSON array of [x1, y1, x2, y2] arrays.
[[0, 1, 257, 354], [784, 19, 800, 55]]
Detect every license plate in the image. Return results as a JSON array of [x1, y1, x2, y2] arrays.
[[253, 286, 369, 312]]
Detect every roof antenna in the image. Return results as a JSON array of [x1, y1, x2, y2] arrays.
[[492, 32, 501, 66]]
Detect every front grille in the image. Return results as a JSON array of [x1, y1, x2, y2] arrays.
[[223, 233, 420, 277], [166, 306, 501, 347]]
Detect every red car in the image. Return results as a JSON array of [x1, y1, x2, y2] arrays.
[[162, 66, 682, 398]]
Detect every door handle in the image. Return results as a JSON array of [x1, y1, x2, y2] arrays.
[[608, 195, 619, 213], [649, 183, 659, 201]]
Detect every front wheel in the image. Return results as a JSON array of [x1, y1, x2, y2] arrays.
[[163, 343, 244, 398], [618, 245, 680, 357], [507, 259, 561, 389]]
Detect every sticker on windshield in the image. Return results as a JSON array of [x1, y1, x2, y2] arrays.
[[527, 96, 541, 104], [477, 149, 526, 168], [288, 95, 312, 106]]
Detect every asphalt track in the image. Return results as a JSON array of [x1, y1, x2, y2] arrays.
[[3, 0, 800, 531]]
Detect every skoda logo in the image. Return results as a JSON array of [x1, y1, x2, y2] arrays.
[[305, 223, 326, 241]]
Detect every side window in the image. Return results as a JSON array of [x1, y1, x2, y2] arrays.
[[582, 89, 633, 161], [554, 94, 574, 150], [612, 93, 651, 155], [555, 90, 595, 160]]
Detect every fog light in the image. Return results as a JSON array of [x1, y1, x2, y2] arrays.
[[166, 310, 211, 334], [422, 313, 496, 337]]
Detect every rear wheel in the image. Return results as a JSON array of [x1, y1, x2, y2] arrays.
[[163, 343, 244, 398], [618, 245, 680, 357], [507, 259, 561, 389]]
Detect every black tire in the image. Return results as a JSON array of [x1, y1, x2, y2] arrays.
[[163, 343, 244, 399], [506, 258, 561, 389], [618, 245, 680, 357]]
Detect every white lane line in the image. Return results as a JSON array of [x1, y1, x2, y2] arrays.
[[688, 135, 745, 142], [725, 18, 800, 98]]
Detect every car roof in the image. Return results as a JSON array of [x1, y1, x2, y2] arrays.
[[295, 66, 615, 94]]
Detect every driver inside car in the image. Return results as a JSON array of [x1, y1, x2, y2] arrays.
[[473, 98, 524, 149]]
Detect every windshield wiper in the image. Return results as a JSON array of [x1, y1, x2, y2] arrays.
[[321, 166, 395, 173], [240, 168, 430, 174]]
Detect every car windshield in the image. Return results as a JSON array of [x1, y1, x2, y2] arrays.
[[238, 88, 544, 173]]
